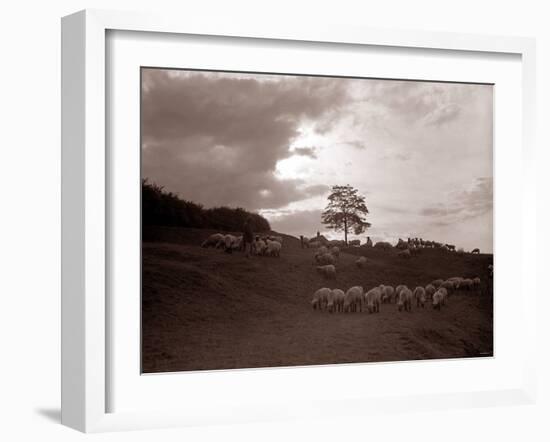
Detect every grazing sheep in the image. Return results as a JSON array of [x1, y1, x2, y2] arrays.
[[473, 277, 481, 289], [438, 287, 448, 305], [441, 280, 455, 292], [395, 284, 407, 297], [266, 239, 282, 257], [223, 234, 239, 253], [316, 252, 336, 265], [471, 248, 480, 254], [231, 236, 243, 251], [252, 238, 267, 256], [365, 287, 382, 313], [355, 256, 367, 268], [374, 241, 392, 251], [458, 278, 474, 290], [316, 264, 336, 279], [331, 246, 340, 259], [397, 249, 412, 259], [433, 289, 445, 310], [446, 277, 463, 289], [325, 290, 336, 313], [201, 233, 225, 248], [269, 235, 283, 244], [311, 288, 332, 311], [318, 246, 328, 255], [413, 286, 427, 308], [331, 289, 346, 313], [425, 284, 436, 299], [381, 285, 396, 304], [397, 287, 413, 312], [344, 286, 364, 313], [431, 279, 444, 288]]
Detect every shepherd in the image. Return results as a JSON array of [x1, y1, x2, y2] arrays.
[[243, 217, 254, 258]]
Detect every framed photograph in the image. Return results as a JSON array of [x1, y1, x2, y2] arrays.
[[61, 9, 537, 433]]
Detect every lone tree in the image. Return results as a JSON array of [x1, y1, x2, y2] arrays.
[[321, 184, 371, 245]]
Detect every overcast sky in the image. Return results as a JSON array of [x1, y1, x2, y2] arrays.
[[142, 68, 493, 252]]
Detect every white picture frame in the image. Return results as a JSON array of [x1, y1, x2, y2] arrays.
[[61, 9, 537, 433]]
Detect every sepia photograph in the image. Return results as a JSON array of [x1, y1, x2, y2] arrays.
[[141, 67, 494, 374]]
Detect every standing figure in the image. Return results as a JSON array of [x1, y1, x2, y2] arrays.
[[242, 217, 254, 258]]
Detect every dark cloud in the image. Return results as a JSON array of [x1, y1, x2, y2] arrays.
[[420, 177, 493, 225], [292, 147, 318, 158], [141, 69, 347, 210]]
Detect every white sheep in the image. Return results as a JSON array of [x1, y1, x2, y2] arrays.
[[380, 285, 395, 304], [441, 280, 455, 292], [473, 277, 481, 289], [425, 284, 436, 299], [265, 239, 282, 257], [231, 235, 243, 251], [365, 287, 382, 313], [311, 287, 331, 311], [344, 286, 364, 313], [432, 287, 448, 309], [413, 286, 426, 308], [446, 277, 462, 289], [431, 279, 444, 288], [438, 287, 448, 305], [395, 284, 407, 297], [315, 252, 336, 265], [432, 289, 445, 310], [330, 289, 346, 313], [270, 235, 283, 244], [201, 233, 225, 248], [458, 278, 473, 290], [223, 234, 239, 252], [316, 264, 336, 279], [355, 256, 367, 268], [397, 287, 413, 312], [253, 238, 267, 256]]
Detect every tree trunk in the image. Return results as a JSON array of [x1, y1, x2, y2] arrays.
[[344, 217, 348, 245]]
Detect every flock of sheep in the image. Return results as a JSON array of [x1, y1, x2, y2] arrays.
[[312, 276, 482, 314], [306, 234, 481, 257], [200, 231, 486, 316], [201, 232, 284, 257], [394, 237, 482, 255]]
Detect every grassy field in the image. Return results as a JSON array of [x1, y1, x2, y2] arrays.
[[142, 226, 493, 373]]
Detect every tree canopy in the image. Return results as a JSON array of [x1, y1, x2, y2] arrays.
[[321, 184, 371, 244]]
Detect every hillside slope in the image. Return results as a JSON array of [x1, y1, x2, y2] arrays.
[[142, 226, 493, 373]]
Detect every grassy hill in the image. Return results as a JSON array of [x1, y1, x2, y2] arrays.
[[142, 226, 493, 373]]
